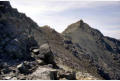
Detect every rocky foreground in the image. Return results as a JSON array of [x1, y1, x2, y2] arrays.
[[0, 1, 120, 80]]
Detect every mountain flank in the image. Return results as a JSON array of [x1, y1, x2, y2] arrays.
[[0, 1, 120, 80]]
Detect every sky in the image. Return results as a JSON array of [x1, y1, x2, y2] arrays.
[[7, 0, 120, 39]]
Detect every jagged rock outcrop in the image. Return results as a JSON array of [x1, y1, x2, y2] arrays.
[[0, 1, 120, 80]]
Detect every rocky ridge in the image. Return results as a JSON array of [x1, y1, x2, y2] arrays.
[[63, 20, 120, 79], [0, 1, 120, 80]]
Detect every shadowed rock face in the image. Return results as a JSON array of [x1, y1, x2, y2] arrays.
[[0, 1, 120, 80], [63, 20, 120, 79]]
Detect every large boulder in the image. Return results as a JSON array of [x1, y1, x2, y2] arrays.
[[39, 43, 58, 68], [39, 43, 53, 63], [36, 43, 50, 59], [29, 66, 57, 80], [40, 43, 50, 54]]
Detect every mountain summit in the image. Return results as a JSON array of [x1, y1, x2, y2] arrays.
[[63, 20, 120, 79], [0, 1, 120, 80]]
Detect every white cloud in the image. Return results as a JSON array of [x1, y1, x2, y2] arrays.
[[6, 0, 120, 39], [9, 1, 120, 14], [102, 30, 120, 39], [9, 1, 92, 14]]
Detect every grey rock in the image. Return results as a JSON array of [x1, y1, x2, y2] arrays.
[[40, 43, 50, 54], [37, 54, 45, 59], [44, 64, 53, 68], [47, 64, 53, 68], [57, 70, 76, 80], [10, 77, 17, 80], [30, 67, 57, 80], [32, 48, 39, 54], [36, 59, 45, 65], [75, 72, 98, 80], [17, 61, 37, 74], [39, 43, 55, 64], [3, 76, 11, 80], [17, 63, 23, 69]]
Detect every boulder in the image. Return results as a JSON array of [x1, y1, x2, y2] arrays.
[[35, 43, 51, 60], [57, 70, 76, 80], [32, 49, 39, 54], [10, 77, 17, 80], [39, 43, 54, 64], [17, 63, 23, 69], [30, 67, 57, 80], [75, 72, 97, 80], [2, 67, 11, 74], [40, 43, 50, 54], [3, 76, 11, 80], [47, 64, 53, 68], [17, 61, 37, 74], [36, 59, 45, 65], [16, 74, 27, 80], [44, 64, 53, 68]]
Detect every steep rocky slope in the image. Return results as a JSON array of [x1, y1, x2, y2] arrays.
[[0, 1, 100, 80], [63, 20, 120, 79], [0, 1, 120, 80]]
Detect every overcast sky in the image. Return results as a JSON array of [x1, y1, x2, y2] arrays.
[[8, 0, 120, 39]]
